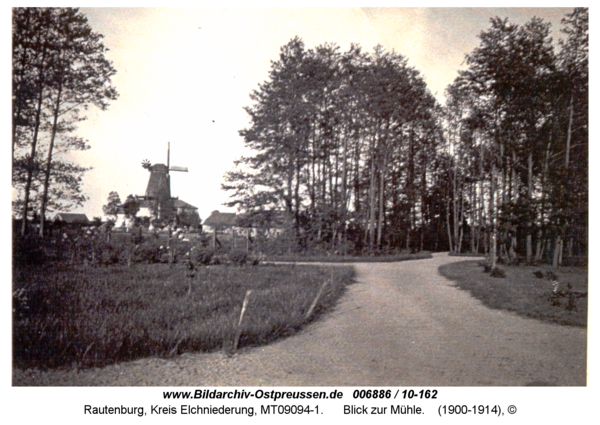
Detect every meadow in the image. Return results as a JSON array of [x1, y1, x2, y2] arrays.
[[12, 230, 355, 370]]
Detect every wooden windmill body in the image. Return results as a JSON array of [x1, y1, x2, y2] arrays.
[[141, 143, 188, 222]]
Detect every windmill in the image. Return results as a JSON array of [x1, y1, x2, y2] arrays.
[[140, 142, 188, 221]]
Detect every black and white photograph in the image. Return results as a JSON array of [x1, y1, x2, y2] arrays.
[[9, 4, 593, 422]]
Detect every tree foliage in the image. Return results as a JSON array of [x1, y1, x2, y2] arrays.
[[102, 191, 121, 220], [224, 9, 587, 265], [224, 38, 441, 253], [12, 7, 118, 235], [442, 9, 588, 266]]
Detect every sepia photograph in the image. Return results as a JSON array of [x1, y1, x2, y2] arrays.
[[10, 5, 591, 413]]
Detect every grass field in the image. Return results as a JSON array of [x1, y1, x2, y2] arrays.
[[13, 262, 355, 370], [438, 260, 588, 327]]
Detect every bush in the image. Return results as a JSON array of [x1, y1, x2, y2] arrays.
[[94, 240, 125, 265], [191, 247, 215, 265], [227, 249, 248, 266], [133, 242, 163, 264], [13, 235, 47, 267], [248, 252, 265, 266], [490, 267, 506, 278]]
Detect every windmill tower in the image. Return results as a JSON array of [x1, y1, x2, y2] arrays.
[[140, 142, 188, 221]]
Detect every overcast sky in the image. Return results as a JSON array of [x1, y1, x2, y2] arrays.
[[40, 7, 574, 223]]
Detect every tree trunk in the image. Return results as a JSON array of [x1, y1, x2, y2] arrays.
[[470, 180, 476, 253], [294, 155, 301, 238], [446, 198, 453, 252], [340, 126, 348, 254], [552, 235, 563, 269], [479, 135, 485, 254], [511, 150, 518, 258], [490, 163, 497, 269], [377, 158, 385, 248], [536, 133, 553, 262], [452, 147, 458, 253], [526, 153, 533, 263], [20, 29, 52, 236], [39, 79, 64, 237], [21, 83, 46, 236], [368, 134, 377, 249], [565, 93, 574, 169]]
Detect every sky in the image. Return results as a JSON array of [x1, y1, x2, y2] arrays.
[[17, 7, 576, 223]]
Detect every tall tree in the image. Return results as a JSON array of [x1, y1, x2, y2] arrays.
[[37, 8, 118, 236], [442, 9, 587, 267], [225, 38, 438, 253], [550, 7, 588, 266], [12, 7, 118, 235], [13, 8, 57, 235]]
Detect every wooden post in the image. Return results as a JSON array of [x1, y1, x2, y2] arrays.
[[305, 278, 330, 320], [233, 290, 252, 351]]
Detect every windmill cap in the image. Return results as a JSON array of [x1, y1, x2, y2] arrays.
[[150, 163, 169, 173]]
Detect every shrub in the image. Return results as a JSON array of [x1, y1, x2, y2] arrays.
[[94, 240, 125, 265], [490, 267, 506, 278], [249, 251, 265, 266], [13, 235, 47, 267], [191, 247, 215, 265], [227, 249, 248, 266], [133, 242, 163, 264]]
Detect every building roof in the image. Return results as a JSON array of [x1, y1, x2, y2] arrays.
[[173, 199, 198, 210], [52, 213, 90, 224], [203, 210, 237, 228]]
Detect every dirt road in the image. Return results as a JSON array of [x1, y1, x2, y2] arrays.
[[14, 253, 587, 386]]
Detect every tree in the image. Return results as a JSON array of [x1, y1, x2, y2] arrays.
[[441, 9, 587, 267], [13, 8, 56, 235], [102, 191, 121, 221], [122, 195, 140, 219], [224, 38, 439, 253], [549, 7, 588, 266], [37, 8, 118, 236], [12, 7, 118, 236], [12, 155, 90, 219]]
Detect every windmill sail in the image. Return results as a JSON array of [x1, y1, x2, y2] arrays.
[[169, 165, 188, 172]]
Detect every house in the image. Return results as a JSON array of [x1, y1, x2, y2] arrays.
[[172, 199, 201, 229], [52, 213, 90, 226], [203, 210, 288, 237], [113, 197, 200, 230], [203, 211, 238, 234]]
